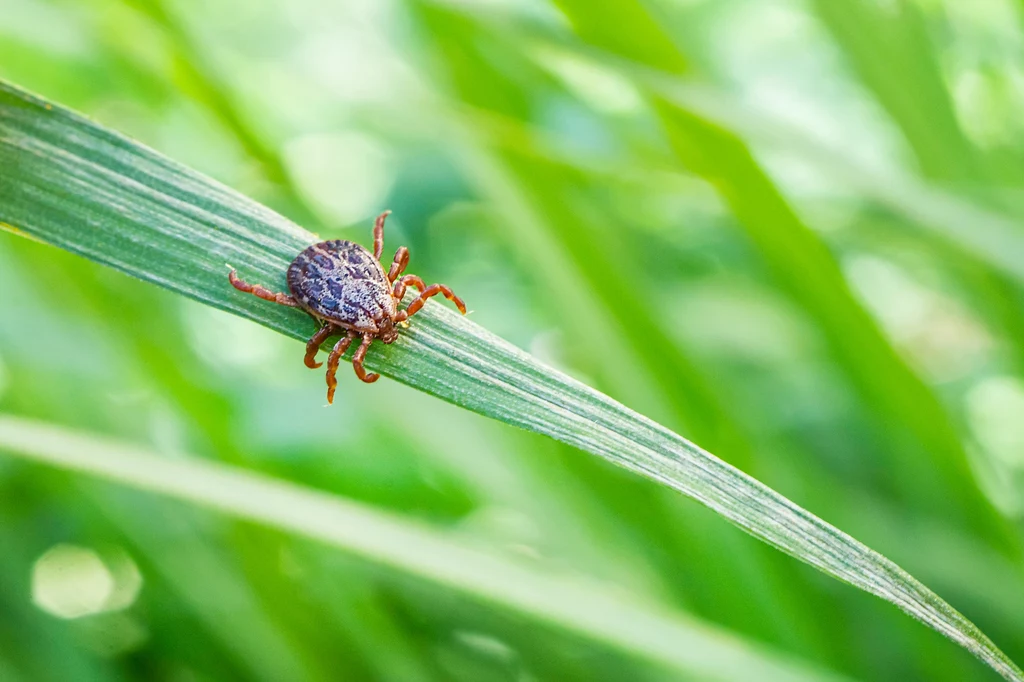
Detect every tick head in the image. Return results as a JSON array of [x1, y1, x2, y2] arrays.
[[378, 316, 399, 344]]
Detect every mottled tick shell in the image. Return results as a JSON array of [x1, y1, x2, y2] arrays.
[[286, 240, 396, 333]]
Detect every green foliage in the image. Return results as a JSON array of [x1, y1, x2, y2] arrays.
[[0, 415, 857, 682], [2, 1, 1024, 681], [1, 71, 1021, 682]]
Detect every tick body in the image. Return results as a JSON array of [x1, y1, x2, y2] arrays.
[[228, 211, 466, 403]]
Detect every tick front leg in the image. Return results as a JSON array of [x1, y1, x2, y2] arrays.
[[229, 270, 299, 308], [325, 332, 357, 404], [304, 324, 337, 369], [391, 273, 423, 300], [351, 334, 380, 383], [397, 282, 467, 320], [387, 246, 409, 283], [372, 210, 392, 261]]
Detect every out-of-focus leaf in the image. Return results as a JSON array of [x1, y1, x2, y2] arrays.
[[434, 9, 1024, 297], [549, 0, 1015, 551], [809, 0, 982, 183], [0, 416, 855, 682]]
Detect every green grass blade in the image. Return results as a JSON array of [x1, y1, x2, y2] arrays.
[[433, 10, 1024, 290], [0, 415, 854, 682], [653, 103, 993, 518], [549, 0, 1009, 547], [647, 81, 1024, 286], [0, 80, 1020, 681], [809, 0, 983, 184]]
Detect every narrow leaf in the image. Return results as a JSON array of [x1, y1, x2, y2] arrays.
[[0, 80, 1020, 681], [809, 0, 983, 183], [0, 415, 854, 682], [549, 0, 1007, 545]]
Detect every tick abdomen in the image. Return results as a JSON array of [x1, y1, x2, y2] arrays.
[[287, 239, 395, 330]]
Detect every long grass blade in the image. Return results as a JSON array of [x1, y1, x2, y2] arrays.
[[0, 416, 853, 682], [0, 80, 1020, 681]]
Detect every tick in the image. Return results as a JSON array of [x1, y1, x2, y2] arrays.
[[228, 210, 466, 404]]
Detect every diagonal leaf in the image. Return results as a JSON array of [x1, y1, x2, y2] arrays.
[[408, 5, 1024, 301], [809, 0, 983, 184], [0, 80, 1020, 681], [0, 415, 854, 682], [547, 0, 1011, 550]]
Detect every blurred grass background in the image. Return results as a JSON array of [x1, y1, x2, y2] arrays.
[[2, 0, 1024, 680]]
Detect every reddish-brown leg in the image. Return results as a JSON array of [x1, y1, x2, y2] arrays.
[[387, 246, 409, 282], [351, 334, 380, 383], [229, 270, 299, 308], [396, 282, 467, 321], [304, 324, 337, 369], [325, 332, 357, 404], [372, 210, 392, 261], [391, 273, 424, 300]]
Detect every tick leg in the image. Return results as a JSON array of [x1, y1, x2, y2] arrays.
[[304, 324, 337, 369], [387, 246, 409, 283], [229, 270, 299, 308], [351, 334, 380, 384], [397, 282, 467, 320], [391, 273, 424, 300], [325, 332, 357, 404], [372, 210, 392, 261]]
